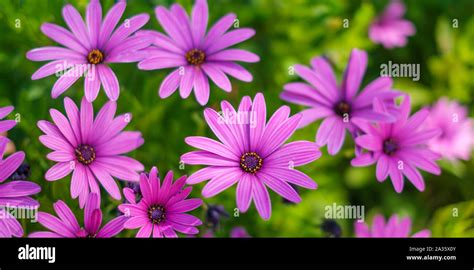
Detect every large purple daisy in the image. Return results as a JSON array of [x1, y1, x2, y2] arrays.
[[0, 137, 41, 238], [119, 167, 203, 238], [181, 93, 322, 220], [281, 49, 400, 155], [26, 0, 150, 102], [30, 193, 126, 238], [138, 0, 259, 105], [351, 96, 441, 192], [0, 106, 16, 134], [38, 97, 144, 208], [355, 214, 430, 238]]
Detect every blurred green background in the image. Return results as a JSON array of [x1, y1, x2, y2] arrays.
[[0, 0, 473, 237]]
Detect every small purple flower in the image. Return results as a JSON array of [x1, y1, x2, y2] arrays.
[[10, 163, 31, 181], [0, 106, 16, 134], [355, 214, 430, 238], [38, 97, 144, 208], [30, 193, 126, 238], [369, 0, 416, 49], [230, 226, 250, 238], [201, 226, 250, 238], [181, 93, 322, 220], [321, 219, 342, 238], [0, 137, 41, 238], [138, 0, 259, 105], [281, 49, 400, 155], [351, 96, 441, 192], [424, 98, 474, 162], [26, 0, 151, 102], [119, 167, 203, 238], [205, 204, 230, 231]]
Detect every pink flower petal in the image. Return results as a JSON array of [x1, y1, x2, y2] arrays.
[[207, 28, 255, 54], [191, 0, 208, 47], [193, 69, 210, 105], [97, 215, 127, 238], [86, 0, 102, 48], [89, 163, 121, 200], [202, 64, 232, 92], [97, 64, 120, 101], [342, 49, 368, 100], [0, 181, 41, 197], [252, 178, 271, 220], [40, 23, 87, 54], [98, 1, 126, 47], [207, 49, 260, 63], [203, 13, 236, 49], [236, 173, 253, 212], [0, 151, 25, 182], [104, 13, 150, 52], [159, 69, 181, 98], [260, 173, 301, 203], [201, 171, 241, 198], [53, 200, 80, 232], [45, 162, 74, 181], [62, 4, 91, 48]]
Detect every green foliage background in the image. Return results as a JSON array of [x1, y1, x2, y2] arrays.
[[0, 0, 473, 237]]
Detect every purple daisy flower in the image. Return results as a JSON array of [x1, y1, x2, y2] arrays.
[[351, 96, 442, 192], [0, 106, 16, 134], [26, 0, 151, 102], [118, 167, 203, 238], [0, 137, 41, 238], [355, 214, 430, 238], [30, 193, 126, 238], [369, 0, 416, 49], [281, 49, 399, 155], [424, 98, 474, 162], [138, 0, 259, 105], [38, 97, 144, 208], [181, 93, 322, 220]]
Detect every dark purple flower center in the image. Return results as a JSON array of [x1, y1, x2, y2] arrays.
[[383, 139, 398, 155], [75, 144, 96, 165], [87, 49, 104, 65], [240, 152, 263, 174], [334, 101, 351, 118], [185, 49, 206, 65], [148, 205, 166, 224]]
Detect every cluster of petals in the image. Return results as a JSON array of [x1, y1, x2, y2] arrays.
[[0, 137, 41, 238], [38, 97, 144, 207], [355, 214, 430, 238], [182, 93, 321, 219], [30, 193, 126, 238], [119, 167, 203, 238], [137, 0, 259, 105], [27, 0, 151, 101]]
